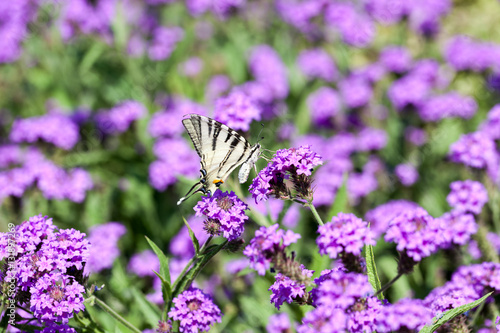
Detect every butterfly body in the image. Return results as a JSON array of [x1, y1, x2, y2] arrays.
[[177, 114, 261, 205]]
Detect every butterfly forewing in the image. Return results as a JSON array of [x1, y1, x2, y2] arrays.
[[178, 114, 259, 205]]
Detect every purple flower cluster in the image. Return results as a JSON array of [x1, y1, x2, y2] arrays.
[[339, 75, 373, 109], [385, 207, 442, 261], [0, 1, 33, 63], [365, 200, 420, 238], [266, 313, 292, 333], [95, 100, 146, 134], [405, 127, 428, 146], [451, 262, 500, 295], [194, 190, 249, 241], [307, 87, 341, 128], [444, 35, 500, 72], [419, 92, 477, 122], [85, 222, 126, 274], [214, 90, 261, 131], [168, 287, 222, 333], [317, 213, 375, 259], [379, 46, 412, 73], [10, 113, 80, 150], [243, 224, 301, 275], [248, 45, 289, 101], [438, 211, 477, 248], [148, 26, 184, 61], [297, 49, 338, 82], [297, 307, 348, 333], [395, 163, 419, 186], [424, 281, 479, 316], [479, 104, 500, 140], [356, 127, 387, 152], [447, 180, 489, 215], [376, 299, 433, 332], [0, 214, 89, 327], [60, 0, 115, 41], [449, 132, 499, 175], [269, 266, 313, 309], [249, 146, 323, 203], [388, 74, 431, 111]]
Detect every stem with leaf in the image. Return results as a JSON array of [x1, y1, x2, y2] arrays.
[[86, 296, 142, 333]]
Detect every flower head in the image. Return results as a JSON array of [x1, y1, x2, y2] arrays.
[[424, 281, 479, 316], [365, 200, 420, 238], [95, 100, 146, 134], [307, 87, 341, 128], [385, 207, 442, 262], [419, 92, 477, 122], [447, 180, 488, 215], [297, 49, 338, 82], [194, 190, 249, 241], [377, 299, 433, 332], [379, 46, 412, 73], [317, 213, 375, 259], [249, 146, 323, 203], [438, 211, 477, 247], [128, 250, 160, 278], [266, 313, 292, 333], [249, 45, 288, 100], [243, 224, 301, 275], [85, 222, 126, 274], [449, 132, 499, 174], [168, 287, 222, 333], [395, 163, 419, 186], [214, 90, 261, 131], [270, 271, 310, 309]]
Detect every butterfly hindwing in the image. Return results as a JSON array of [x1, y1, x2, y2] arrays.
[[178, 114, 260, 205]]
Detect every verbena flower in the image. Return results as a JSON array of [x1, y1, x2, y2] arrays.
[[339, 75, 373, 109], [405, 127, 428, 146], [214, 90, 261, 131], [10, 113, 80, 150], [395, 163, 419, 186], [407, 0, 451, 37], [438, 211, 477, 247], [379, 46, 412, 73], [356, 127, 387, 152], [297, 307, 347, 333], [0, 1, 31, 63], [449, 132, 499, 175], [364, 0, 406, 25], [205, 75, 231, 103], [388, 74, 431, 110], [376, 299, 433, 332], [444, 35, 498, 72], [95, 100, 146, 134], [325, 2, 375, 48], [168, 287, 222, 333], [249, 146, 323, 203], [418, 92, 477, 122], [128, 250, 160, 278], [269, 269, 312, 309], [248, 45, 288, 100], [266, 313, 292, 333], [243, 224, 300, 275], [479, 104, 500, 140], [30, 272, 85, 324], [59, 0, 115, 40], [424, 281, 479, 316], [297, 49, 338, 82], [365, 200, 420, 238], [347, 171, 378, 205], [385, 207, 442, 262], [447, 180, 489, 215], [451, 262, 500, 295], [317, 213, 375, 260], [85, 222, 126, 274], [307, 87, 341, 128], [347, 296, 382, 333], [148, 26, 184, 61], [194, 190, 249, 241], [180, 57, 203, 77]]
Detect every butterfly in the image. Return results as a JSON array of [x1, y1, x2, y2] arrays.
[[177, 114, 261, 205]]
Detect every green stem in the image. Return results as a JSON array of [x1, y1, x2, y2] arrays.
[[172, 236, 213, 291], [306, 202, 324, 226], [375, 273, 403, 296], [92, 296, 142, 333]]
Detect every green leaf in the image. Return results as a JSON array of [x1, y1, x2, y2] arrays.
[[153, 270, 172, 306], [145, 236, 171, 285], [182, 217, 200, 255], [418, 292, 493, 333], [327, 174, 348, 220], [365, 244, 384, 300]]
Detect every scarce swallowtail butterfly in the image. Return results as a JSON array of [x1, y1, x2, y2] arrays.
[[177, 114, 261, 205]]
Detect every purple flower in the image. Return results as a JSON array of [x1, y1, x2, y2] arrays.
[[339, 75, 373, 108], [379, 46, 412, 73], [419, 92, 477, 122], [377, 299, 433, 332], [275, 0, 324, 34], [444, 35, 500, 72], [356, 127, 387, 152], [0, 1, 30, 63], [347, 171, 378, 205], [128, 250, 160, 278], [388, 74, 431, 110], [149, 138, 199, 191], [347, 296, 382, 333], [85, 222, 126, 274], [0, 144, 23, 168], [447, 180, 488, 215], [405, 127, 428, 146], [249, 146, 323, 203], [424, 281, 479, 316], [410, 59, 441, 84], [364, 0, 407, 24], [270, 271, 310, 309], [395, 163, 419, 186], [30, 272, 85, 324], [95, 100, 146, 134], [313, 159, 350, 207], [438, 211, 477, 247], [266, 313, 292, 333], [0, 167, 36, 199], [297, 307, 347, 333], [407, 0, 451, 37], [449, 132, 498, 170], [205, 75, 231, 103], [148, 26, 184, 61], [385, 207, 442, 261], [194, 190, 249, 241], [312, 270, 373, 310], [479, 104, 500, 140], [248, 45, 289, 100], [307, 87, 341, 128], [10, 113, 80, 150], [168, 287, 222, 333], [59, 0, 116, 40], [243, 224, 301, 275], [317, 213, 375, 259], [180, 57, 203, 77], [297, 49, 338, 82], [365, 200, 420, 238], [451, 262, 500, 295], [325, 2, 376, 48], [214, 90, 261, 131]]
